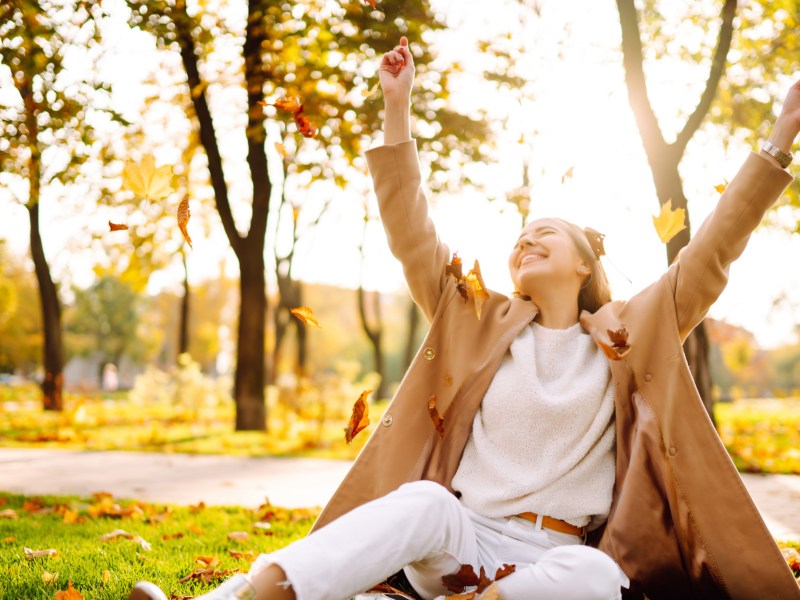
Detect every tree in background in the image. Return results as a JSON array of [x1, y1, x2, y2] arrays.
[[0, 243, 42, 376], [65, 275, 146, 388], [0, 0, 117, 410], [125, 0, 490, 430], [616, 0, 737, 424]]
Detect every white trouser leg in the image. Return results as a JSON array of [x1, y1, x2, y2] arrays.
[[248, 481, 480, 600], [494, 545, 628, 600]]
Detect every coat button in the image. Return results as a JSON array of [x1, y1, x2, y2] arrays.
[[382, 413, 393, 427], [644, 372, 653, 382], [668, 445, 677, 457], [423, 347, 436, 360]]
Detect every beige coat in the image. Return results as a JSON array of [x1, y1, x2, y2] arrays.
[[312, 140, 800, 599]]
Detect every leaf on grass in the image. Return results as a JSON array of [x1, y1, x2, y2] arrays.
[[179, 567, 239, 585], [177, 194, 192, 249], [561, 165, 574, 184], [122, 154, 174, 201], [0, 497, 7, 507], [99, 529, 152, 551], [344, 389, 372, 444], [714, 180, 728, 194], [441, 564, 492, 593], [163, 532, 185, 540], [101, 570, 112, 585], [428, 395, 445, 440], [187, 523, 205, 535], [253, 521, 271, 530], [195, 555, 219, 568], [226, 531, 249, 542], [189, 501, 206, 513], [24, 547, 58, 559], [290, 306, 321, 328], [0, 509, 18, 519], [4, 536, 16, 543], [464, 260, 489, 320], [23, 498, 47, 513], [652, 199, 686, 244], [275, 142, 289, 158], [62, 509, 80, 524], [42, 572, 59, 584], [229, 549, 258, 562], [54, 582, 84, 600], [108, 221, 128, 232]]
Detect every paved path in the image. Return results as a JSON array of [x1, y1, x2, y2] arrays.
[[1, 448, 798, 540]]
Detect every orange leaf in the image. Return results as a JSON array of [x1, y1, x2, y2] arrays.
[[189, 501, 206, 513], [275, 142, 289, 158], [495, 563, 516, 580], [561, 165, 575, 184], [177, 194, 192, 249], [607, 326, 629, 351], [271, 95, 303, 114], [294, 112, 318, 138], [363, 0, 378, 7], [445, 252, 463, 280], [428, 394, 445, 439], [54, 582, 84, 600], [195, 555, 219, 568], [290, 306, 321, 328], [187, 523, 205, 535], [344, 389, 372, 444], [464, 260, 489, 320], [108, 221, 129, 232]]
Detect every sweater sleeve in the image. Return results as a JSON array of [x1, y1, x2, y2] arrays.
[[668, 152, 793, 341], [365, 140, 452, 322]]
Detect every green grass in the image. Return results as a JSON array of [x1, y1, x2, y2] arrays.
[[0, 492, 316, 600]]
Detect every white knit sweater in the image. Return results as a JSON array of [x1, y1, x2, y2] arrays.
[[451, 321, 616, 530]]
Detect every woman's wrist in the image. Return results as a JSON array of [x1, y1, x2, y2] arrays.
[[383, 98, 411, 145], [767, 116, 799, 153]]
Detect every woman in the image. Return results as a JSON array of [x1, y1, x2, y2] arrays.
[[132, 38, 800, 600]]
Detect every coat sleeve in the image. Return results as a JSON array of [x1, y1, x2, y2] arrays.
[[365, 139, 452, 322], [668, 152, 793, 341]]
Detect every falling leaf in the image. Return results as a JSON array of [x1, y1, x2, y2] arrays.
[[268, 95, 303, 114], [494, 564, 516, 580], [363, 0, 378, 7], [42, 572, 59, 584], [54, 582, 84, 600], [226, 531, 249, 542], [652, 199, 687, 244], [442, 564, 492, 593], [108, 221, 128, 232], [24, 547, 58, 559], [446, 253, 468, 302], [290, 306, 321, 328], [121, 154, 174, 201], [274, 142, 289, 158], [607, 326, 629, 351], [714, 180, 729, 194], [294, 110, 318, 138], [0, 509, 18, 519], [344, 389, 372, 444], [428, 395, 445, 439], [561, 165, 575, 183], [464, 260, 490, 320], [177, 194, 192, 249], [361, 82, 380, 98]]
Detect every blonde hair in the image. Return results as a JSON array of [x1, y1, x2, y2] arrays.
[[557, 219, 612, 314]]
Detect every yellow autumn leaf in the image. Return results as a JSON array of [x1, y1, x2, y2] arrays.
[[652, 199, 687, 244], [274, 142, 289, 159], [361, 82, 380, 99], [464, 260, 490, 320], [101, 570, 112, 585], [290, 306, 321, 328], [714, 179, 729, 194], [42, 572, 59, 584], [122, 154, 174, 201]]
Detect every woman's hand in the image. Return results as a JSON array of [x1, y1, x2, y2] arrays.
[[767, 80, 800, 156], [379, 36, 415, 101]]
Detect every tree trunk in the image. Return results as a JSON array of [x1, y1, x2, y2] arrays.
[[402, 297, 420, 372], [178, 252, 190, 357], [234, 248, 267, 431], [28, 203, 63, 411], [616, 0, 737, 425]]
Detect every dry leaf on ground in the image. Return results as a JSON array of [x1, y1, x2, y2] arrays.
[[54, 582, 84, 600], [226, 531, 249, 542], [42, 572, 59, 584], [99, 529, 152, 551], [0, 509, 18, 519], [24, 547, 58, 559]]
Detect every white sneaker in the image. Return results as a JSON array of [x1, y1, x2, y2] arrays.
[[196, 574, 257, 599], [128, 581, 168, 600]]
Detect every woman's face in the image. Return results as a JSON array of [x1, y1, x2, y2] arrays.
[[508, 218, 587, 297]]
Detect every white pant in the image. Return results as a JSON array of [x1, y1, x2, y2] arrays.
[[250, 481, 630, 600]]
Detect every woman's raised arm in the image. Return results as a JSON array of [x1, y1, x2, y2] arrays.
[[364, 37, 452, 321]]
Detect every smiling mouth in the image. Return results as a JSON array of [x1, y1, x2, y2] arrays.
[[520, 254, 546, 266]]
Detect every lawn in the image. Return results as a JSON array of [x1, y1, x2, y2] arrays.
[[0, 492, 316, 600]]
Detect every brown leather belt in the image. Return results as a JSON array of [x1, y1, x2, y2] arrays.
[[516, 511, 586, 538]]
